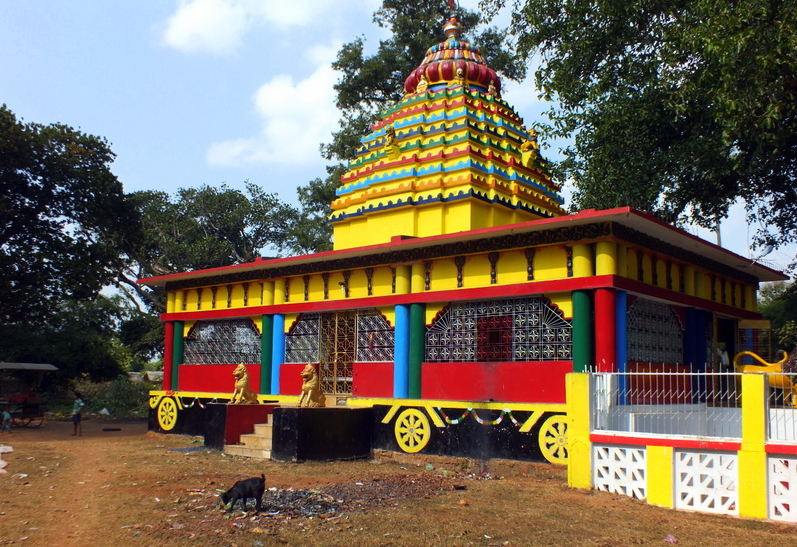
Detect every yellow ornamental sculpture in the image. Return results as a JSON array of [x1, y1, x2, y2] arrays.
[[229, 363, 259, 404]]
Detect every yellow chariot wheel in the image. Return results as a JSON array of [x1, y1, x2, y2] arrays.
[[394, 408, 431, 453], [538, 414, 568, 464], [157, 397, 178, 431]]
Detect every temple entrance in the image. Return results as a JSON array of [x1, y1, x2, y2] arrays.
[[319, 311, 356, 396]]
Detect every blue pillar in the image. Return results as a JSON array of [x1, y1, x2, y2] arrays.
[[684, 307, 697, 367], [394, 304, 410, 398], [615, 290, 628, 372], [615, 290, 629, 404], [271, 314, 285, 395]]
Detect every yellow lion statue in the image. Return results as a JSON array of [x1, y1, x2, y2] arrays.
[[298, 363, 325, 408], [230, 363, 259, 404]]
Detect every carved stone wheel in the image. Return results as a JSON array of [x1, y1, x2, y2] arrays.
[[394, 408, 431, 453], [538, 414, 568, 464]]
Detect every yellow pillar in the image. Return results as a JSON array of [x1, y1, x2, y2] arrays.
[[411, 262, 426, 293], [166, 291, 176, 314], [566, 373, 592, 489], [738, 373, 768, 519], [174, 290, 185, 312], [395, 265, 411, 295], [646, 446, 674, 508], [262, 281, 275, 306], [748, 287, 758, 312], [683, 266, 696, 296], [595, 241, 617, 276], [572, 244, 593, 278], [274, 279, 286, 305], [615, 243, 628, 277]]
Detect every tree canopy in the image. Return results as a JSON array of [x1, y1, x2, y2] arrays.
[[0, 104, 139, 326], [488, 0, 797, 263], [289, 0, 527, 252], [119, 182, 299, 312]]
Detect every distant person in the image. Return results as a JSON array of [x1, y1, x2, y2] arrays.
[[716, 342, 730, 371], [72, 391, 85, 436], [1, 406, 11, 433]]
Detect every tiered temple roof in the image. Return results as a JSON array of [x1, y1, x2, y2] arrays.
[[330, 16, 566, 250]]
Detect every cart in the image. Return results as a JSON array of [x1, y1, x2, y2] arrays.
[[0, 362, 57, 429], [5, 393, 45, 428]]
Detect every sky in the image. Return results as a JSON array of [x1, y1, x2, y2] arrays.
[[1, 0, 794, 273]]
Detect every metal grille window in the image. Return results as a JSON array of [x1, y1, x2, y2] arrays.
[[627, 298, 684, 364], [285, 313, 321, 363], [356, 309, 395, 362], [183, 319, 261, 364], [285, 309, 395, 365], [426, 297, 572, 362]]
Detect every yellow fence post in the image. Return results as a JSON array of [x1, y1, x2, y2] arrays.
[[646, 446, 674, 508], [738, 373, 768, 519], [566, 372, 592, 489]]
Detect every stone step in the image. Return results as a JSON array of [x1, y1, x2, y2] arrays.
[[252, 423, 273, 436], [239, 432, 272, 449], [223, 444, 271, 460]]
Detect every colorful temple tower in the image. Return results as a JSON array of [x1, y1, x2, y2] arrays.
[[141, 14, 787, 464], [330, 16, 564, 250]]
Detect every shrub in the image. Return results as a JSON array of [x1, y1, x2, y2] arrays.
[[73, 376, 151, 416]]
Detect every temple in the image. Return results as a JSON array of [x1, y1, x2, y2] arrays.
[[140, 15, 787, 464]]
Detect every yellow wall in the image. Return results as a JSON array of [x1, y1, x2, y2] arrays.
[[164, 235, 758, 316], [433, 257, 460, 291], [535, 245, 568, 281]]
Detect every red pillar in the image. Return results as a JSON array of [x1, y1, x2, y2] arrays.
[[162, 321, 174, 390], [594, 288, 617, 372]]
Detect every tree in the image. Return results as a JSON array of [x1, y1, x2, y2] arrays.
[[118, 182, 299, 312], [488, 0, 797, 263], [287, 0, 527, 252], [0, 104, 140, 326], [758, 281, 797, 349], [0, 295, 132, 385]]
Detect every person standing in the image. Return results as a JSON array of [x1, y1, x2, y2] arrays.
[[1, 406, 11, 433], [72, 391, 85, 436]]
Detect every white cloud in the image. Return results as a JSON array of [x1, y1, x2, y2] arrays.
[[206, 44, 339, 167], [161, 0, 249, 55], [161, 0, 335, 55]]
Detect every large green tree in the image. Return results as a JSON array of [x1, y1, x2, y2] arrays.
[[286, 0, 527, 253], [119, 182, 299, 312], [1, 295, 133, 385], [0, 104, 140, 326], [488, 0, 797, 261]]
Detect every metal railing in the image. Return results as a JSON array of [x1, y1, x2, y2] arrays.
[[765, 372, 797, 443], [591, 372, 743, 439]]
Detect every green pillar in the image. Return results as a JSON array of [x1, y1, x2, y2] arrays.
[[408, 303, 426, 399], [572, 290, 593, 372], [172, 320, 185, 391], [260, 315, 273, 395]]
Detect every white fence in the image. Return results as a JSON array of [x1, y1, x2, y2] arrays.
[[578, 372, 797, 522], [591, 372, 744, 439], [591, 372, 797, 442]]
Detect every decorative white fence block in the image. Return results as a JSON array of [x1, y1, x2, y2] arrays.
[[593, 444, 647, 500], [769, 455, 797, 522], [674, 450, 738, 515]]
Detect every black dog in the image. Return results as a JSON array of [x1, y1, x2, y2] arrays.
[[220, 474, 265, 512]]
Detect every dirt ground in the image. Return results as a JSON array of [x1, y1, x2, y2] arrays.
[[1, 417, 796, 547]]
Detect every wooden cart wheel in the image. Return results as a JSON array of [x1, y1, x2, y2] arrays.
[[394, 408, 431, 453], [538, 414, 568, 464], [157, 397, 178, 431]]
